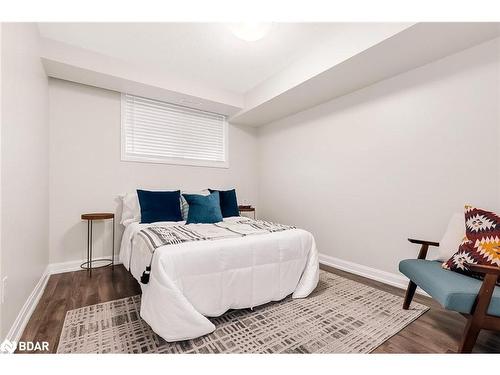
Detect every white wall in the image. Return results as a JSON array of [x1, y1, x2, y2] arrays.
[[258, 38, 500, 276], [48, 78, 259, 263], [1, 23, 49, 339]]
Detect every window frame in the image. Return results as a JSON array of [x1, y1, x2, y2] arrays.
[[120, 93, 229, 169]]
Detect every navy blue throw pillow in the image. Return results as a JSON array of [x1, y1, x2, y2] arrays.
[[183, 192, 223, 224], [209, 188, 239, 218], [137, 190, 182, 224]]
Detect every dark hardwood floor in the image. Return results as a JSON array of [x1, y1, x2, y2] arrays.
[[18, 265, 141, 353], [18, 264, 500, 353]]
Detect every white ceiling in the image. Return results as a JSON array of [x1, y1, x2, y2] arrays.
[[39, 22, 499, 125], [38, 22, 351, 95]]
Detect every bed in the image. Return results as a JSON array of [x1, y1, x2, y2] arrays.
[[119, 216, 319, 342]]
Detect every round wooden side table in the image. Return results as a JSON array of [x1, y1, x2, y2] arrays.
[[81, 213, 115, 275]]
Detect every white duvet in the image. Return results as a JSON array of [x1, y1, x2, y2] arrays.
[[119, 217, 319, 342]]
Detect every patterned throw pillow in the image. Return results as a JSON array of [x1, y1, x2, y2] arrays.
[[442, 205, 500, 278]]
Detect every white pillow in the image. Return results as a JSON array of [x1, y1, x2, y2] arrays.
[[180, 189, 210, 220], [120, 192, 141, 226], [437, 213, 465, 261]]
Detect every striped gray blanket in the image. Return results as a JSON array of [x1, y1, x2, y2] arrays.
[[138, 218, 296, 253]]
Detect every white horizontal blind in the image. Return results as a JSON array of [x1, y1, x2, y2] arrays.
[[121, 94, 228, 167]]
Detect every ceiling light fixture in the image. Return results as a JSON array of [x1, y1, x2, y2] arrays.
[[228, 22, 273, 42]]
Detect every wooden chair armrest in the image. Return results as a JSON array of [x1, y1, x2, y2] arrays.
[[408, 238, 440, 247], [465, 263, 500, 276], [408, 238, 439, 260]]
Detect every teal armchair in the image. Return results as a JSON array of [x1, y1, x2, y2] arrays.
[[399, 238, 500, 353]]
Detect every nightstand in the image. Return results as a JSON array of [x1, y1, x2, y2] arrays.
[[81, 213, 115, 275], [239, 206, 256, 220]]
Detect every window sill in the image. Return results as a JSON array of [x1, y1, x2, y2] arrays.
[[121, 155, 229, 169]]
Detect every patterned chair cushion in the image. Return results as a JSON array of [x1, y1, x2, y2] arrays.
[[442, 205, 500, 280]]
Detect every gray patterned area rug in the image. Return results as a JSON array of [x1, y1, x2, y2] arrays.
[[57, 271, 428, 353]]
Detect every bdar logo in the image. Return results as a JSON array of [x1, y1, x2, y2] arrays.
[[0, 339, 17, 354]]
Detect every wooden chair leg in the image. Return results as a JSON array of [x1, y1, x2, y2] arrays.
[[458, 317, 481, 353], [456, 273, 498, 353], [403, 281, 417, 310]]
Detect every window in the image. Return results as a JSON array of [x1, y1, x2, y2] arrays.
[[121, 94, 228, 168]]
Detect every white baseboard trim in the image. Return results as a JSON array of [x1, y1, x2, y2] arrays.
[[4, 266, 50, 343], [319, 253, 429, 296], [47, 258, 122, 275], [46, 259, 84, 275], [4, 258, 123, 343]]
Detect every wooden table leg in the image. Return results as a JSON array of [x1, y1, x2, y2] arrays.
[[112, 217, 115, 270]]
